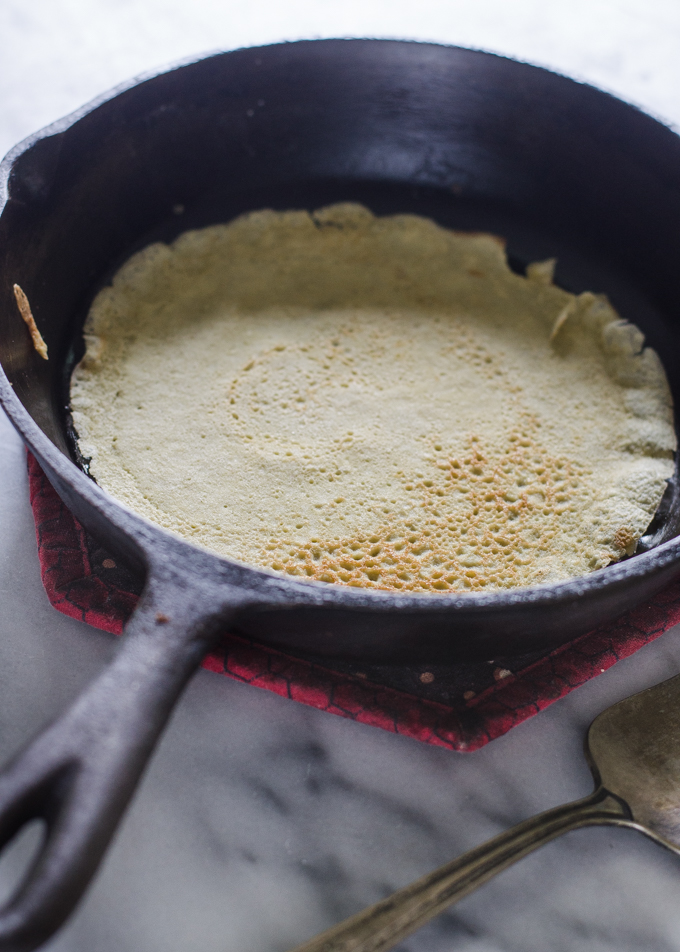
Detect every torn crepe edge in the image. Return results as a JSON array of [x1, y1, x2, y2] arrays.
[[13, 284, 48, 360]]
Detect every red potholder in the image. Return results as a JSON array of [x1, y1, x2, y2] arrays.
[[28, 452, 680, 752]]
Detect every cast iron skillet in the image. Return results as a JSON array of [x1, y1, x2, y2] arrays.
[[2, 39, 680, 951]]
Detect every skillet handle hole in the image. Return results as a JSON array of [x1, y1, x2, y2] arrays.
[[0, 821, 46, 909]]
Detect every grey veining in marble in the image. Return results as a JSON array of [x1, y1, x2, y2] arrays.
[[3, 3, 680, 950]]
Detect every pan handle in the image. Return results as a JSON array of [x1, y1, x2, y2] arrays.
[[0, 563, 251, 952]]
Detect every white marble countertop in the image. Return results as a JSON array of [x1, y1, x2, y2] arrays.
[[2, 3, 680, 949]]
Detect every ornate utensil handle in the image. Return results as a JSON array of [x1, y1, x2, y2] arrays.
[[291, 787, 632, 952]]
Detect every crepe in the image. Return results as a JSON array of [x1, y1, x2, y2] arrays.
[[70, 203, 676, 593]]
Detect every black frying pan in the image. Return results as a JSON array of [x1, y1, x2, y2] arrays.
[[2, 39, 680, 951]]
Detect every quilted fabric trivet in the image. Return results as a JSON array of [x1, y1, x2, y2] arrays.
[[27, 452, 680, 752]]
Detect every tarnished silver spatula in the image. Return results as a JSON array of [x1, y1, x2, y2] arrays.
[[292, 673, 680, 952]]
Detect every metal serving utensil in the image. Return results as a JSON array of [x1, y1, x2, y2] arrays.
[[292, 672, 680, 952]]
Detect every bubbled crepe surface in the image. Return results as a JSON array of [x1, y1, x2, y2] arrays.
[[70, 204, 676, 593]]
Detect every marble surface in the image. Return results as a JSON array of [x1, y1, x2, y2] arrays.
[[2, 3, 680, 950]]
